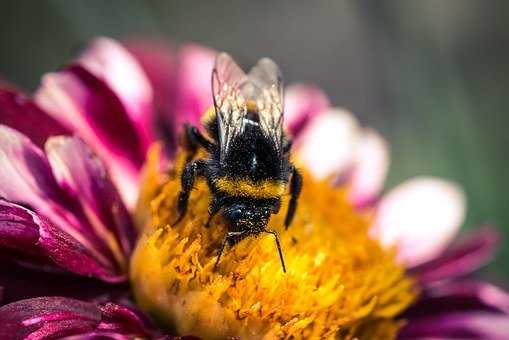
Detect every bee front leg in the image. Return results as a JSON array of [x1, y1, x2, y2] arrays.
[[205, 198, 223, 228], [173, 159, 206, 226], [183, 124, 214, 161], [285, 166, 303, 230]]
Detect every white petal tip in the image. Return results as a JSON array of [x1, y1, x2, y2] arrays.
[[372, 177, 466, 267]]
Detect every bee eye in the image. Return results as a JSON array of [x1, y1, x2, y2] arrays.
[[229, 208, 243, 220]]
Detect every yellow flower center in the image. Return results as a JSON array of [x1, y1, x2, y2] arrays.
[[130, 146, 417, 340]]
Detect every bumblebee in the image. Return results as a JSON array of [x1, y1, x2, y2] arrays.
[[175, 53, 302, 272]]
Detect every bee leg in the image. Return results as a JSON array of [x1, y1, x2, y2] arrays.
[[205, 198, 223, 228], [173, 160, 206, 226], [284, 166, 303, 230], [183, 124, 214, 161], [264, 229, 286, 273], [214, 231, 244, 271]]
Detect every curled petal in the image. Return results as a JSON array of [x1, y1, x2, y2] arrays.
[[0, 199, 125, 282], [78, 37, 154, 150], [412, 227, 501, 284], [45, 136, 136, 267], [35, 65, 144, 206], [348, 129, 390, 208], [0, 126, 134, 282], [0, 200, 50, 262], [284, 83, 330, 138], [0, 297, 156, 340], [296, 108, 360, 179], [372, 177, 466, 267], [0, 87, 69, 147], [0, 125, 67, 227]]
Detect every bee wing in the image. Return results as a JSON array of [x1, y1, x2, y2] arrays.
[[246, 58, 284, 154], [212, 52, 248, 162]]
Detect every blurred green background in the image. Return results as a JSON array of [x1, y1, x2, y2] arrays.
[[1, 1, 507, 282]]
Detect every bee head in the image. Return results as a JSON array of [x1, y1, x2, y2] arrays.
[[223, 202, 272, 232]]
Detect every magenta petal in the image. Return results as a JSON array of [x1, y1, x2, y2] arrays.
[[405, 281, 509, 320], [78, 38, 155, 151], [0, 262, 128, 306], [124, 40, 215, 154], [399, 312, 509, 339], [0, 87, 70, 148], [45, 136, 136, 265], [97, 303, 155, 335], [0, 297, 100, 339], [0, 199, 124, 282], [0, 126, 133, 282], [401, 280, 509, 339], [35, 65, 145, 207], [0, 200, 41, 257], [123, 39, 179, 154], [38, 214, 126, 283], [411, 227, 501, 284], [59, 332, 131, 340], [0, 297, 156, 340], [0, 125, 68, 228], [284, 83, 330, 138]]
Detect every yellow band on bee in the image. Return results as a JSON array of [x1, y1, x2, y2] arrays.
[[215, 177, 286, 199], [201, 106, 216, 125], [246, 99, 258, 113]]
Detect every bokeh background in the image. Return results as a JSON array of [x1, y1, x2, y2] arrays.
[[1, 1, 507, 282]]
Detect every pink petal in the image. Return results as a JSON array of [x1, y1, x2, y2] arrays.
[[0, 126, 135, 282], [296, 108, 360, 179], [123, 39, 179, 153], [0, 87, 70, 148], [284, 83, 330, 138], [175, 43, 216, 127], [0, 125, 68, 228], [35, 65, 144, 207], [45, 136, 136, 269], [122, 39, 176, 116], [78, 37, 155, 150], [348, 129, 390, 208], [372, 177, 466, 267]]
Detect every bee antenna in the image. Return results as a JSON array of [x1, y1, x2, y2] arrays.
[[265, 229, 286, 273]]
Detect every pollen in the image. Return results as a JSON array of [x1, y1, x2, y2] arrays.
[[130, 147, 417, 340]]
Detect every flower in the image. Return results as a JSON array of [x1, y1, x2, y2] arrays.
[[130, 151, 417, 338], [0, 37, 508, 339]]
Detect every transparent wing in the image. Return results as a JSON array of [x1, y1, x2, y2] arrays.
[[212, 52, 247, 162], [246, 58, 284, 153]]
